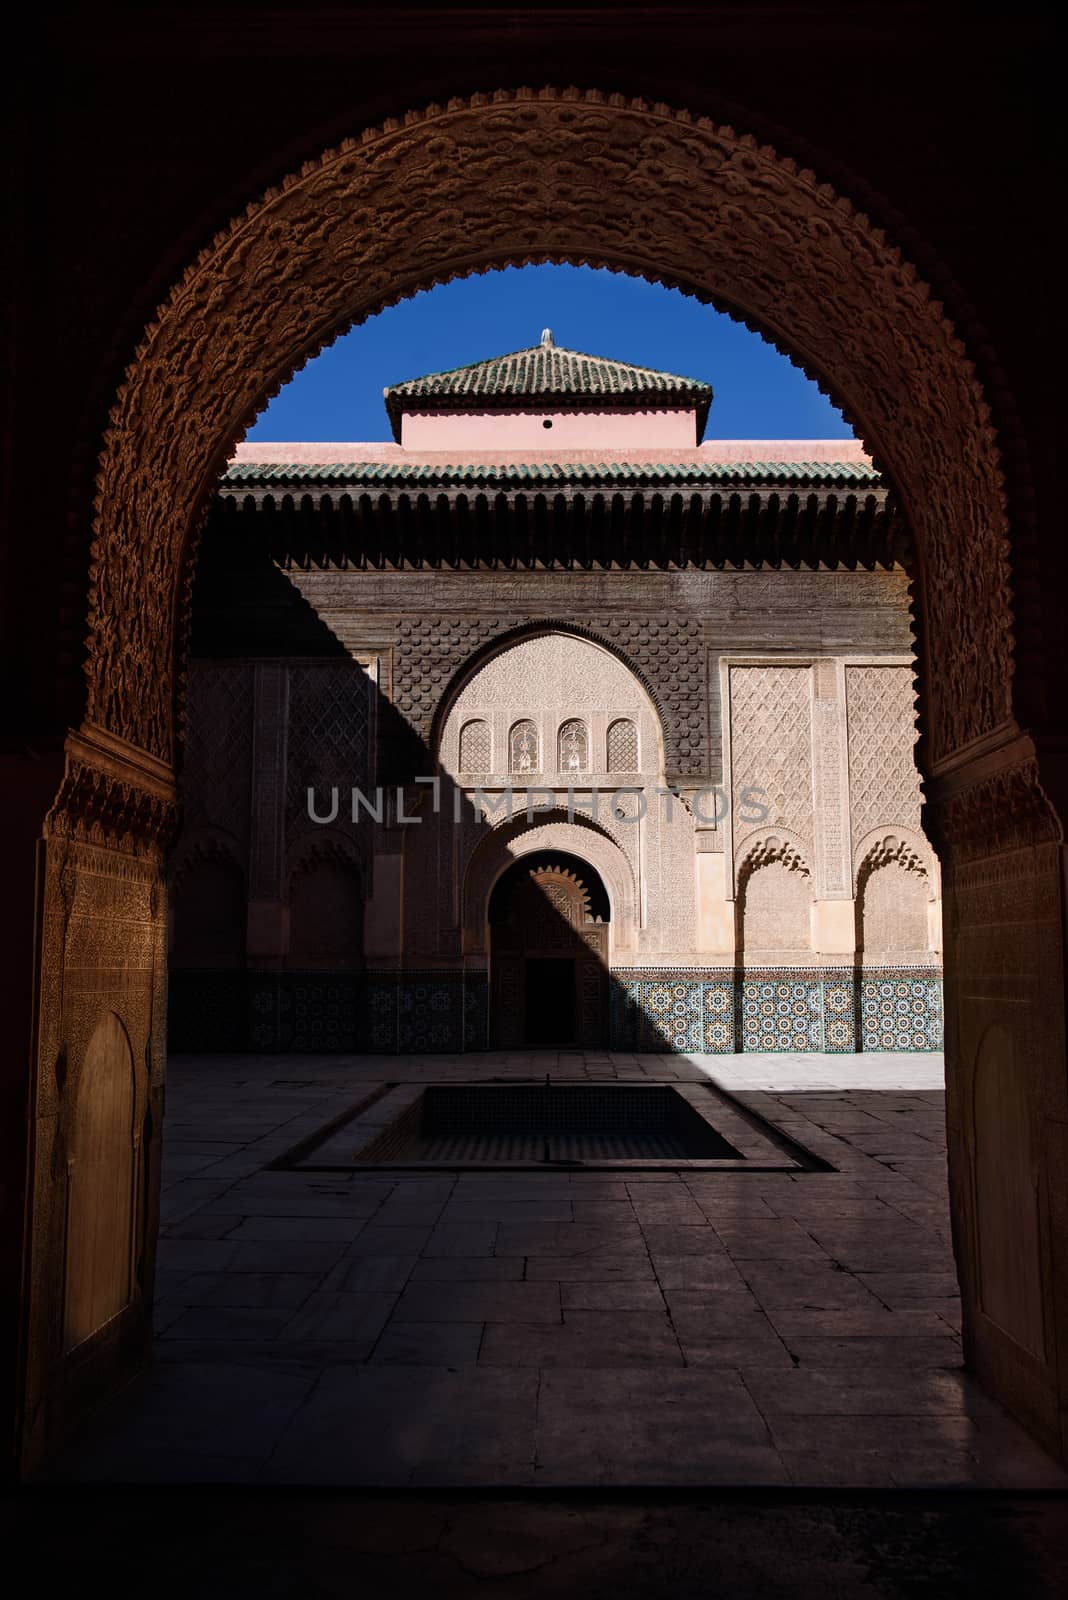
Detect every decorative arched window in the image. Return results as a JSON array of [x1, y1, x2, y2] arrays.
[[459, 718, 491, 773], [557, 719, 588, 774], [510, 719, 539, 774], [607, 717, 638, 772]]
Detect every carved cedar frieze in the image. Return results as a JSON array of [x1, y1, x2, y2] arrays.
[[46, 728, 176, 859], [930, 754, 1062, 872], [87, 90, 1011, 773]]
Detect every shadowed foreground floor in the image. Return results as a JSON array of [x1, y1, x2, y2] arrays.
[[5, 1488, 1068, 1598], [46, 1050, 1066, 1491]]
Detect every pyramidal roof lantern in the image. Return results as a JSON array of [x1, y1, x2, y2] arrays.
[[383, 331, 713, 446]]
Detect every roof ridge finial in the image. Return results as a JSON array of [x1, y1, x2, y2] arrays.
[[540, 327, 554, 349]]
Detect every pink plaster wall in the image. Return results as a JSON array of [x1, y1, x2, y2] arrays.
[[399, 408, 698, 450], [232, 439, 869, 466]]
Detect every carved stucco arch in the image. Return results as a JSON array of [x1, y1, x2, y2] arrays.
[[733, 828, 813, 899], [853, 826, 939, 900], [462, 811, 637, 956], [286, 830, 363, 897], [85, 86, 1013, 783], [168, 830, 245, 894], [431, 620, 670, 774]]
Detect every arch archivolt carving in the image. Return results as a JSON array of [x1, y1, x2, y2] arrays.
[[518, 862, 597, 923], [169, 829, 244, 893], [734, 829, 813, 897], [853, 826, 938, 899], [431, 619, 670, 775], [286, 829, 363, 891], [86, 87, 1012, 781], [462, 811, 636, 955]]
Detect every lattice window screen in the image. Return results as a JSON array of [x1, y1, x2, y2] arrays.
[[607, 718, 638, 771], [459, 719, 492, 772]]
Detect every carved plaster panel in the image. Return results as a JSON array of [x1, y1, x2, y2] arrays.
[[438, 633, 657, 780], [181, 665, 253, 846], [729, 665, 814, 856], [846, 665, 922, 846]]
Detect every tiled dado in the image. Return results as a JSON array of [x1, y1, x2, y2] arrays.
[[858, 970, 944, 1053], [609, 973, 735, 1054], [169, 967, 940, 1054], [364, 971, 489, 1054], [609, 967, 942, 1054], [168, 970, 488, 1054]]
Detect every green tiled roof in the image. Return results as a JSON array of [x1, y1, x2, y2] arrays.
[[222, 459, 881, 492], [383, 332, 713, 440]]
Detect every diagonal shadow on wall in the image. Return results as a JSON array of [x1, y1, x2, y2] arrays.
[[168, 533, 691, 1053]]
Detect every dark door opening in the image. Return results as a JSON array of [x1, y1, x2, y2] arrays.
[[489, 854, 609, 1047], [525, 957, 576, 1044]]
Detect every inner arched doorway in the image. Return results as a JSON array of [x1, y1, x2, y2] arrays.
[[489, 853, 610, 1048], [16, 88, 1067, 1475]]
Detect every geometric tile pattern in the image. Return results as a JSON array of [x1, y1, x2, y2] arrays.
[[464, 975, 489, 1051], [398, 973, 467, 1053], [821, 976, 857, 1054], [741, 977, 823, 1053], [169, 967, 942, 1055], [859, 971, 943, 1052], [287, 977, 362, 1053], [610, 975, 735, 1054]]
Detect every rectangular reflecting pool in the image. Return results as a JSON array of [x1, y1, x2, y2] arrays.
[[357, 1084, 742, 1163], [280, 1079, 831, 1173]]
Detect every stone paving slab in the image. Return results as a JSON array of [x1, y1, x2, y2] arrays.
[[395, 1281, 562, 1324], [408, 1255, 524, 1282], [260, 1365, 539, 1484], [481, 1313, 685, 1368], [371, 1323, 484, 1366], [682, 1335, 795, 1367]]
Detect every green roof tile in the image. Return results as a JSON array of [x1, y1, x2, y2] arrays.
[[382, 332, 714, 440], [222, 459, 881, 493]]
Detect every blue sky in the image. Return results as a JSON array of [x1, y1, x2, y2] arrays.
[[246, 263, 852, 442]]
